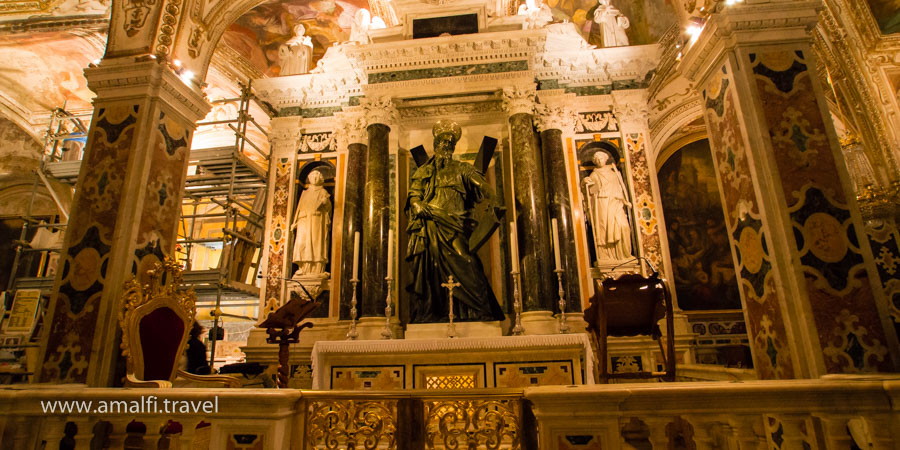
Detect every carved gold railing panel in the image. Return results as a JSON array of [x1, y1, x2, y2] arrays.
[[305, 400, 398, 449], [424, 399, 520, 450]]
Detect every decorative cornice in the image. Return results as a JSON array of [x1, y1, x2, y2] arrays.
[[501, 84, 536, 116], [680, 1, 822, 84]]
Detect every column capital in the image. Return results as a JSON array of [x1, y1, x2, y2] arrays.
[[335, 108, 368, 147], [502, 84, 537, 116], [268, 116, 304, 156], [360, 95, 398, 127], [680, 0, 821, 84], [611, 90, 650, 130], [534, 92, 578, 133], [85, 60, 210, 123]]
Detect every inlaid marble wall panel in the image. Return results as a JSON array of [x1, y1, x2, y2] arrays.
[[133, 110, 192, 280], [263, 157, 293, 312], [624, 132, 662, 269], [749, 50, 891, 373], [865, 221, 900, 337], [40, 102, 140, 383], [702, 66, 796, 379], [331, 366, 405, 390], [494, 361, 575, 387]]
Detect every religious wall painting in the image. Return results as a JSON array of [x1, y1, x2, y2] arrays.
[[225, 0, 371, 76], [750, 49, 891, 372], [865, 221, 900, 337], [550, 0, 676, 45], [658, 139, 741, 311], [864, 0, 900, 35]]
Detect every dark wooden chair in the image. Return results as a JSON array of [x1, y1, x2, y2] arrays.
[[583, 271, 675, 382]]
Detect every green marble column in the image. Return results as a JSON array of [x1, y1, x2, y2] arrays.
[[540, 128, 581, 312], [340, 141, 367, 319], [509, 113, 555, 311], [361, 123, 390, 316]]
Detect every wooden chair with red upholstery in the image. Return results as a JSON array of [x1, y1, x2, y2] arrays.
[[583, 270, 676, 383], [118, 258, 239, 388]]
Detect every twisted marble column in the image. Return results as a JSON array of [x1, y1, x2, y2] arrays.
[[503, 86, 554, 311], [536, 96, 581, 311]]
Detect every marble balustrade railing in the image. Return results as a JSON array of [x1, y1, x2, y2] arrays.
[[0, 378, 897, 449]]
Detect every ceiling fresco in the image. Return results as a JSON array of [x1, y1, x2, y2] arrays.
[[0, 30, 103, 126], [223, 0, 371, 77], [864, 0, 900, 34], [224, 0, 675, 76]]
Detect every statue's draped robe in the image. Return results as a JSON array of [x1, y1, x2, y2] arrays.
[[584, 165, 632, 261], [292, 185, 332, 275], [406, 156, 505, 323]]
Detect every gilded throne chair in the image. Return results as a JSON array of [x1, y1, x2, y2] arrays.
[[119, 258, 240, 388], [583, 271, 676, 383]]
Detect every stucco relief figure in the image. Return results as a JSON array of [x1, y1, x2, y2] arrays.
[[585, 0, 630, 47], [278, 24, 313, 76], [517, 0, 553, 29], [349, 9, 386, 44], [291, 170, 332, 277], [406, 121, 505, 323], [583, 151, 633, 262]]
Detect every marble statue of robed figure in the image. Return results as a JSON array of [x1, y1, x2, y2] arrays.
[[406, 121, 505, 323], [583, 151, 633, 262], [291, 169, 332, 277]]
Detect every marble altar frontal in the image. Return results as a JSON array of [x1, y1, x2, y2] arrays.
[[311, 334, 595, 390]]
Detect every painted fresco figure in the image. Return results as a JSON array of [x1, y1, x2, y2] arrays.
[[583, 151, 633, 262], [291, 170, 332, 277], [584, 0, 630, 47], [406, 120, 505, 323], [278, 24, 314, 76]]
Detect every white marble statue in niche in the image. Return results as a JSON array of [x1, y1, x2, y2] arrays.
[[583, 151, 633, 262], [591, 0, 629, 47], [517, 0, 553, 29], [291, 169, 332, 277], [279, 24, 314, 76]]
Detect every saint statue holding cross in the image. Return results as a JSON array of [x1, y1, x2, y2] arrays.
[[405, 120, 505, 323]]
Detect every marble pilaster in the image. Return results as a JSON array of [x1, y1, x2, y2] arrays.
[[260, 117, 303, 317], [335, 112, 368, 320], [360, 96, 396, 317], [535, 94, 581, 312], [37, 61, 210, 386], [682, 0, 900, 377], [503, 85, 554, 312]]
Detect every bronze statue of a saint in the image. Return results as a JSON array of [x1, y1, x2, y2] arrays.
[[405, 121, 505, 323]]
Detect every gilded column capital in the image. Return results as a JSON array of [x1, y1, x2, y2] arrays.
[[534, 94, 578, 133], [502, 84, 537, 116], [611, 90, 650, 130], [360, 95, 398, 127]]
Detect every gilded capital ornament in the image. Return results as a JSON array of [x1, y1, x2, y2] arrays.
[[335, 112, 368, 147], [611, 91, 650, 129], [502, 85, 537, 116]]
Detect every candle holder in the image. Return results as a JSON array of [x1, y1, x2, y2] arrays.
[[346, 277, 360, 340], [511, 269, 524, 335], [381, 275, 393, 339], [555, 268, 569, 334], [442, 276, 460, 338]]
